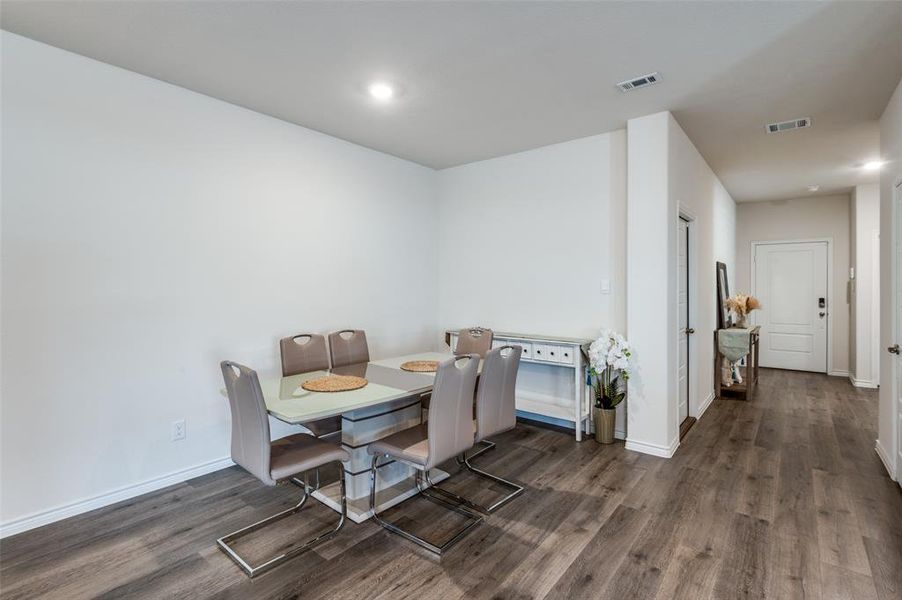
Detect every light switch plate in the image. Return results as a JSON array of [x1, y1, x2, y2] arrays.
[[600, 279, 611, 294]]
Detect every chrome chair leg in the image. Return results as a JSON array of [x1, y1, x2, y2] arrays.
[[430, 452, 524, 514], [289, 467, 321, 491], [217, 463, 347, 578], [369, 455, 482, 555], [463, 439, 496, 462], [461, 454, 524, 513], [419, 468, 481, 512]]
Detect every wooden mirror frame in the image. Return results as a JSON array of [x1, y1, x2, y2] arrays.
[[716, 261, 731, 329]]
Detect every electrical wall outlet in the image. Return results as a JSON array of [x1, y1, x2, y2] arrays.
[[171, 419, 186, 441]]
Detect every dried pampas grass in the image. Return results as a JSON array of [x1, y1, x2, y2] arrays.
[[725, 293, 762, 316]]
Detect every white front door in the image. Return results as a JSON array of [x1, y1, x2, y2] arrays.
[[753, 241, 828, 372], [678, 218, 689, 423]]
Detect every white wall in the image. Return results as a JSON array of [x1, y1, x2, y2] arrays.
[[436, 132, 627, 337], [436, 131, 627, 433], [669, 113, 738, 424], [626, 112, 737, 458], [1, 32, 438, 531], [877, 78, 902, 480], [734, 195, 851, 376], [849, 184, 881, 388]]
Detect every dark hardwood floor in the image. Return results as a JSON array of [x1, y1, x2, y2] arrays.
[[2, 368, 900, 599]]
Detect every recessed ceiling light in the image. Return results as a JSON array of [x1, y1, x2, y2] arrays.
[[862, 160, 884, 171], [367, 82, 395, 101], [807, 185, 820, 192]]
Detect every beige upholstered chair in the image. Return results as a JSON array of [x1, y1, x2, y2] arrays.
[[280, 334, 342, 438], [328, 329, 370, 368], [422, 326, 494, 414], [367, 355, 483, 554], [454, 327, 494, 357], [429, 345, 525, 513], [218, 361, 349, 577]]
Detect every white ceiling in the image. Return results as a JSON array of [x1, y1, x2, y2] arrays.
[[2, 1, 900, 201]]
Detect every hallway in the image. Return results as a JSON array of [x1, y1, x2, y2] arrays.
[[1, 369, 900, 599]]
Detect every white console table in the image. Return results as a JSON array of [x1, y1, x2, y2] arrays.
[[445, 329, 591, 441]]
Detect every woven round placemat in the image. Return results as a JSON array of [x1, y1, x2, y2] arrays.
[[301, 375, 368, 393], [400, 360, 440, 373]]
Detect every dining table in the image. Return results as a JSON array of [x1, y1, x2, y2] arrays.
[[255, 351, 462, 523]]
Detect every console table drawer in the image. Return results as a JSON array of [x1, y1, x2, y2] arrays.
[[556, 345, 575, 365]]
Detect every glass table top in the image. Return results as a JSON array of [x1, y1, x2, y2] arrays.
[[261, 351, 453, 423]]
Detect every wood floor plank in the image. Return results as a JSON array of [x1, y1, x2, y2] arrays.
[[863, 531, 902, 600], [543, 504, 650, 600], [819, 564, 879, 600], [736, 445, 779, 523], [653, 543, 721, 600], [811, 469, 872, 576], [599, 466, 707, 599], [494, 457, 648, 599], [712, 513, 771, 599]]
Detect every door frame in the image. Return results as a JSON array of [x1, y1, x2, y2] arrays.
[[750, 237, 834, 375], [677, 207, 699, 421], [870, 228, 881, 387]]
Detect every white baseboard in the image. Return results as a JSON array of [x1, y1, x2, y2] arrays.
[[828, 369, 849, 378], [695, 391, 716, 420], [0, 456, 234, 539], [849, 376, 879, 389], [875, 440, 895, 481], [624, 436, 679, 458]]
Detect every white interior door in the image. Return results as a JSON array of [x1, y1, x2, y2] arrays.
[[894, 181, 902, 480], [753, 241, 828, 372], [678, 218, 689, 423]]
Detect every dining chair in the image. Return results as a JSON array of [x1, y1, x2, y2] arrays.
[[454, 327, 494, 357], [328, 329, 370, 368], [280, 334, 342, 438], [367, 355, 483, 554], [218, 361, 349, 578], [422, 326, 494, 414], [280, 333, 343, 490], [428, 345, 525, 513], [421, 326, 494, 444]]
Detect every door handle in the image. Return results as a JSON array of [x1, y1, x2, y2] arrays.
[[686, 328, 695, 335], [889, 344, 901, 355], [819, 312, 826, 318]]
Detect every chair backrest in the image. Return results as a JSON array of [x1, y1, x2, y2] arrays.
[[220, 361, 276, 486], [328, 329, 370, 368], [455, 327, 494, 358], [426, 354, 479, 469], [280, 333, 330, 376], [475, 346, 521, 442]]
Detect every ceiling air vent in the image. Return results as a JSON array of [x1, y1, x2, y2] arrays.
[[616, 72, 660, 92], [765, 117, 811, 133]]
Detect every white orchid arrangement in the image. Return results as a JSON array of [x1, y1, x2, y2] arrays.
[[587, 329, 633, 410]]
